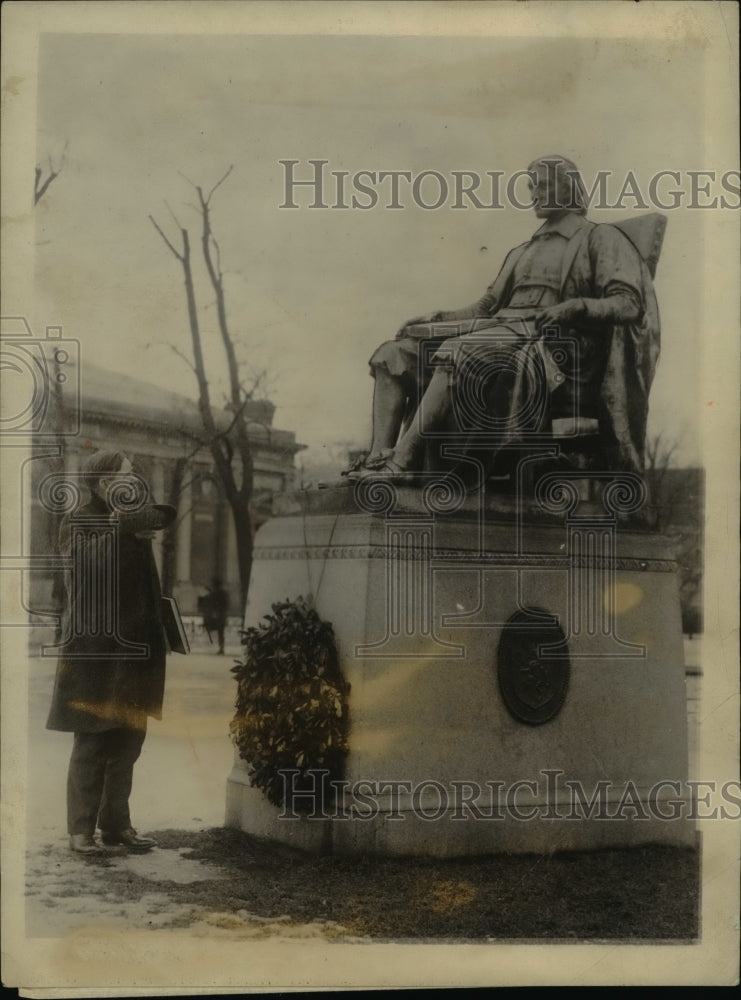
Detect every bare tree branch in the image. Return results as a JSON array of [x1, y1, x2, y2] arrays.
[[211, 234, 223, 281], [165, 341, 198, 375], [244, 366, 269, 399], [205, 164, 234, 204], [215, 397, 251, 440], [34, 141, 68, 205], [165, 200, 184, 232], [197, 181, 253, 486], [148, 214, 183, 261], [176, 168, 197, 189]]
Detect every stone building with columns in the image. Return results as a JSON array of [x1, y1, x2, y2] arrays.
[[28, 361, 304, 625]]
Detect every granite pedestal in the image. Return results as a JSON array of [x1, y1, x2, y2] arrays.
[[225, 481, 694, 856]]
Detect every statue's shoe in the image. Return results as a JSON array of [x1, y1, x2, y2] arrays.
[[341, 449, 397, 477], [339, 452, 370, 477], [348, 461, 414, 485], [315, 477, 353, 490]]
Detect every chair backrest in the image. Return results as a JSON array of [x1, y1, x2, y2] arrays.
[[551, 212, 667, 443], [611, 212, 667, 278]]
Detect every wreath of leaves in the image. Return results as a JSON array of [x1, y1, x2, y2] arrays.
[[229, 598, 350, 811]]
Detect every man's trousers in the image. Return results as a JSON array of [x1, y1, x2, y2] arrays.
[[66, 726, 146, 836]]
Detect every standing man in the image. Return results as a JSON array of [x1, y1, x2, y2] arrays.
[[46, 450, 176, 854]]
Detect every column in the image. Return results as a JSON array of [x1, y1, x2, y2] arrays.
[[150, 459, 165, 574], [175, 473, 191, 585], [225, 508, 240, 591]]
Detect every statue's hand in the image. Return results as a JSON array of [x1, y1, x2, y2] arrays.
[[534, 299, 585, 332], [396, 311, 445, 337]]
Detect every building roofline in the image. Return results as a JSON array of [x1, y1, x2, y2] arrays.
[[62, 362, 306, 454]]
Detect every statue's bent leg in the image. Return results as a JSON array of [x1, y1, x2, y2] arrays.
[[366, 338, 427, 464], [393, 367, 453, 471], [392, 328, 537, 481], [447, 331, 552, 489], [368, 368, 408, 462]]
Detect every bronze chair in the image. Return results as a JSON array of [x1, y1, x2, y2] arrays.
[[539, 212, 666, 497]]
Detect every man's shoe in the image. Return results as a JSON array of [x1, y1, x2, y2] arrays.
[[101, 827, 157, 851], [69, 834, 103, 855]]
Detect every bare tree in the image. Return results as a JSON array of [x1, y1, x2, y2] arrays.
[[644, 431, 682, 532], [644, 430, 703, 634], [149, 168, 259, 605], [34, 141, 68, 205]]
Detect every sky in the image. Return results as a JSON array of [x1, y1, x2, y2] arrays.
[[32, 26, 718, 469]]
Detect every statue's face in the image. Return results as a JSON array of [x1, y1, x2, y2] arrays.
[[528, 162, 567, 218]]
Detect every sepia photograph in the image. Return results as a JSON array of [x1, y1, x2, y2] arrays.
[[1, 0, 739, 992]]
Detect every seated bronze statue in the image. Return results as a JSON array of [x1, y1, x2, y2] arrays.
[[345, 155, 662, 488]]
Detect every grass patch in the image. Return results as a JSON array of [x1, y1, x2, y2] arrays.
[[137, 828, 700, 941]]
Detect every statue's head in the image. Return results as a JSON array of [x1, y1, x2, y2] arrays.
[[527, 155, 588, 218]]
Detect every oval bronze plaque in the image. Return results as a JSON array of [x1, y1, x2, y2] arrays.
[[497, 610, 570, 725]]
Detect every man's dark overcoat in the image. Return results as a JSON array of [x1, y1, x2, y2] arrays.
[[46, 494, 175, 733]]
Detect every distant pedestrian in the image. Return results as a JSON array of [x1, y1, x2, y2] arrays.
[[46, 450, 176, 855], [202, 577, 229, 654]]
